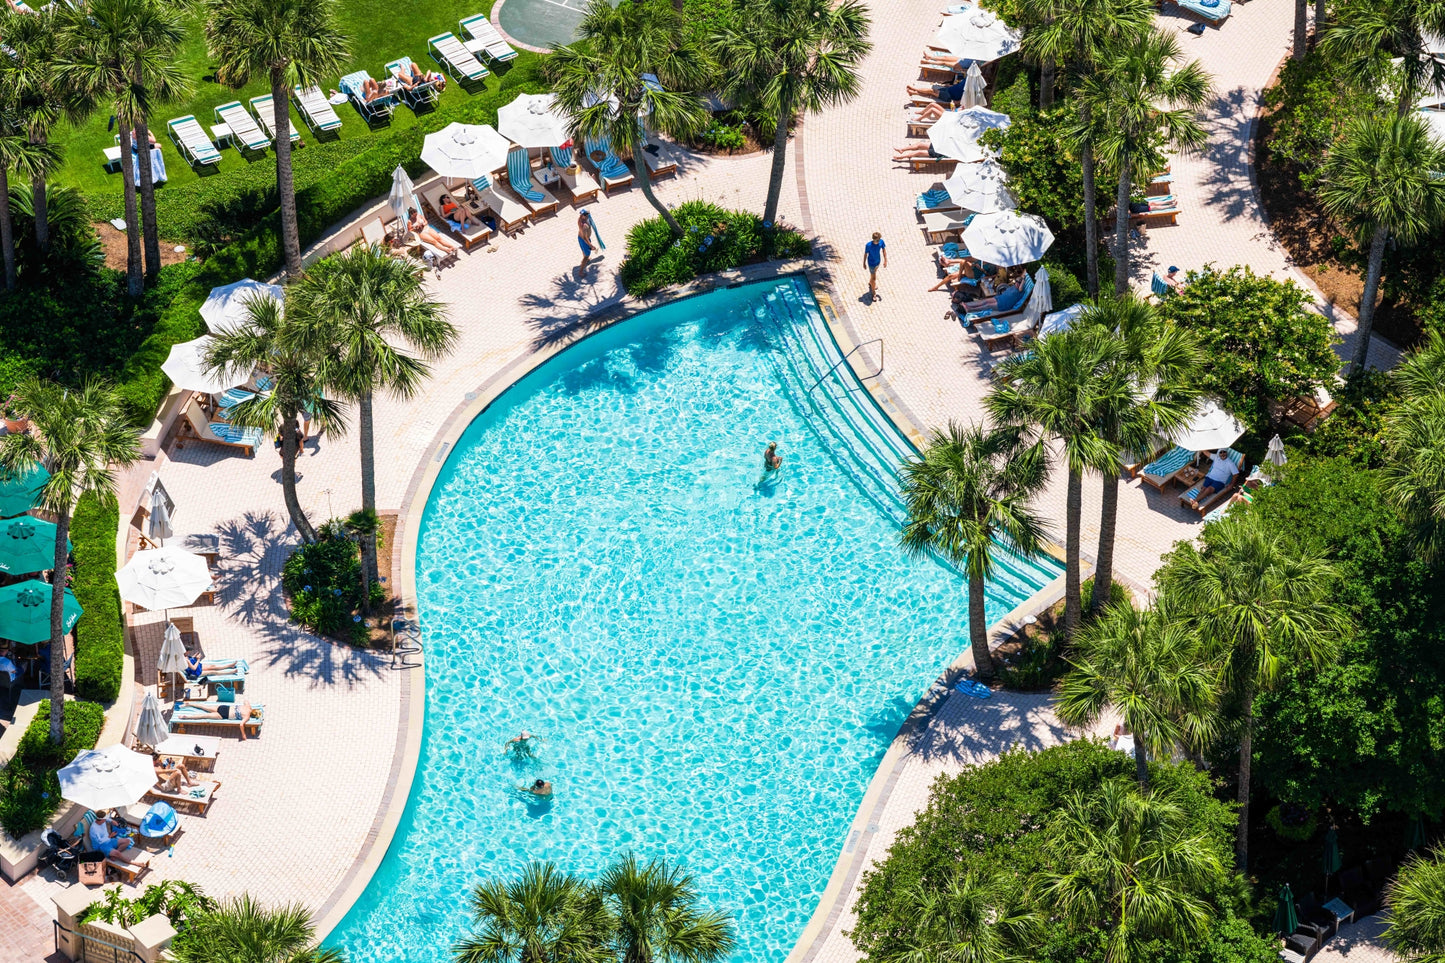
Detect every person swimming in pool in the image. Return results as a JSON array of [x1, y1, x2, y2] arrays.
[[505, 731, 540, 758], [523, 778, 553, 797], [763, 442, 782, 472]]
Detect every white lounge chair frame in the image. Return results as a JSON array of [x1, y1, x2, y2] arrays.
[[166, 115, 221, 168], [292, 85, 343, 134]]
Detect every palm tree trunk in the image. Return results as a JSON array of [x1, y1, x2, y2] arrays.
[[135, 104, 161, 281], [30, 142, 49, 253], [1236, 679, 1255, 869], [1081, 140, 1100, 297], [1292, 0, 1308, 59], [1113, 165, 1132, 295], [968, 567, 993, 679], [1040, 61, 1055, 109], [48, 511, 72, 745], [0, 168, 16, 292], [1133, 731, 1149, 786], [1397, 83, 1415, 118], [762, 97, 792, 244], [1349, 227, 1387, 375], [1065, 466, 1082, 639], [633, 148, 684, 238], [358, 387, 378, 609], [1312, 0, 1327, 40], [280, 413, 316, 543], [1092, 466, 1119, 615], [118, 114, 144, 299], [273, 65, 303, 277]]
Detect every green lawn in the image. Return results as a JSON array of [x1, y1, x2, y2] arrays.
[[53, 0, 512, 200]]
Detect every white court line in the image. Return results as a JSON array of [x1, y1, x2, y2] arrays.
[[537, 0, 587, 11]]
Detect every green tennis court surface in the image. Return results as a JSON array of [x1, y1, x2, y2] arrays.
[[497, 0, 588, 49]]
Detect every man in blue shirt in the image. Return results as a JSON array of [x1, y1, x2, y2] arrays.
[[864, 232, 887, 300]]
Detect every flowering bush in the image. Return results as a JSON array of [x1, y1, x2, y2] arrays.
[[280, 525, 383, 646]]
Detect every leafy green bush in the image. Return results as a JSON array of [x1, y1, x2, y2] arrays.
[[1261, 51, 1380, 190], [281, 526, 383, 645], [82, 880, 216, 929], [69, 492, 126, 703], [6, 184, 105, 287], [619, 201, 811, 296], [0, 699, 106, 838], [990, 65, 1033, 120], [1264, 803, 1319, 842], [982, 105, 1105, 233], [1298, 370, 1399, 467], [699, 122, 747, 151]]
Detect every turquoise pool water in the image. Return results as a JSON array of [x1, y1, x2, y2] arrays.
[[328, 278, 1060, 963]]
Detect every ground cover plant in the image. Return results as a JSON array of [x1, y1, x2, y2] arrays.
[[619, 201, 811, 296], [0, 700, 105, 838]]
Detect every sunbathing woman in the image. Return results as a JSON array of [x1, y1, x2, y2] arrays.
[[906, 79, 967, 102], [393, 62, 447, 92], [893, 142, 943, 162], [154, 758, 199, 793], [929, 257, 983, 292], [909, 103, 950, 125], [439, 194, 483, 229], [957, 274, 1027, 313], [920, 52, 973, 72], [359, 77, 395, 104], [407, 208, 460, 253], [183, 699, 259, 740]]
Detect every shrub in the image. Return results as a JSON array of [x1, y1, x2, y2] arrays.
[[699, 122, 746, 151], [0, 699, 106, 839], [618, 201, 811, 296], [982, 105, 1107, 233], [1298, 370, 1400, 467], [281, 524, 383, 646], [82, 880, 216, 929], [1264, 803, 1319, 842], [69, 492, 126, 703], [1261, 51, 1379, 190], [990, 64, 1033, 120]]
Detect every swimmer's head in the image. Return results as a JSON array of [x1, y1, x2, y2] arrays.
[[533, 779, 547, 789]]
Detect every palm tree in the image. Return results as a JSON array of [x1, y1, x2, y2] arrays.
[[0, 118, 58, 292], [1322, 0, 1445, 116], [867, 870, 1038, 963], [173, 896, 344, 963], [1057, 600, 1219, 786], [987, 328, 1125, 639], [1160, 513, 1349, 869], [1077, 29, 1211, 295], [288, 244, 456, 606], [205, 296, 344, 544], [1381, 331, 1445, 560], [1292, 0, 1309, 60], [1318, 113, 1445, 375], [712, 0, 871, 240], [203, 0, 348, 277], [547, 0, 711, 239], [453, 862, 613, 963], [0, 378, 140, 745], [123, 0, 189, 281], [1024, 0, 1155, 295], [898, 423, 1052, 680], [598, 854, 735, 963], [1385, 848, 1445, 963], [1076, 295, 1202, 612], [1043, 780, 1224, 963]]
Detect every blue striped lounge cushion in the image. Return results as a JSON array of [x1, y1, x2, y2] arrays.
[[918, 188, 951, 209], [1143, 446, 1191, 477], [209, 423, 261, 447]]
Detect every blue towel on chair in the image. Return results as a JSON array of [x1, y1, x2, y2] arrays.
[[990, 318, 1011, 335], [955, 679, 991, 699], [1142, 445, 1192, 478], [917, 188, 951, 210], [550, 146, 573, 168], [507, 150, 544, 202]]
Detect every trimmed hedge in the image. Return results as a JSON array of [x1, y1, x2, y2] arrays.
[[0, 699, 106, 839], [619, 200, 813, 296], [70, 492, 125, 704]]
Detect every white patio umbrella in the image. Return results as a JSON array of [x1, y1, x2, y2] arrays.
[[389, 166, 422, 224], [161, 336, 246, 395], [928, 106, 1010, 163], [933, 8, 1022, 64], [58, 745, 158, 811], [201, 278, 283, 334], [420, 123, 514, 181], [961, 62, 988, 109], [116, 546, 213, 611], [147, 486, 173, 547], [962, 211, 1055, 266], [1266, 434, 1288, 467], [1171, 398, 1245, 452], [134, 691, 169, 748], [158, 621, 187, 700], [1038, 302, 1086, 338], [943, 159, 1015, 213], [498, 93, 570, 149], [1018, 265, 1052, 329]]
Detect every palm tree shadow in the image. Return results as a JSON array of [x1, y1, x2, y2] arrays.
[[907, 690, 1077, 766], [519, 271, 630, 351]]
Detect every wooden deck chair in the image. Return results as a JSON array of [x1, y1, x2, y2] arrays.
[[179, 397, 262, 456]]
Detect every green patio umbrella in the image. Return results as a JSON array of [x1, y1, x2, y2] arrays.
[[0, 464, 48, 518], [1322, 827, 1342, 894], [1408, 814, 1428, 852], [0, 580, 83, 645], [1274, 883, 1300, 936], [0, 515, 68, 575]]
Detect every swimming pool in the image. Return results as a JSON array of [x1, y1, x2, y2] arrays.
[[328, 277, 1061, 963]]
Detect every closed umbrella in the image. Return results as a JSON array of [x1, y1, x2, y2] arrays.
[[933, 8, 1021, 63], [389, 166, 422, 225], [943, 159, 1015, 213], [1171, 398, 1245, 452], [0, 581, 83, 644], [116, 547, 213, 611], [928, 106, 1010, 163], [158, 622, 187, 700], [0, 516, 67, 575], [1266, 434, 1287, 467], [58, 745, 157, 811], [201, 278, 284, 334], [961, 62, 988, 109], [420, 124, 513, 181], [0, 464, 48, 518], [1019, 265, 1052, 329], [1322, 827, 1342, 893], [1039, 303, 1086, 338], [1407, 814, 1427, 852], [1274, 884, 1300, 937], [497, 93, 570, 149], [148, 486, 174, 547], [162, 337, 247, 395], [962, 211, 1054, 266], [134, 691, 169, 749]]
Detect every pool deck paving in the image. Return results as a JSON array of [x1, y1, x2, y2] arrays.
[[0, 0, 1403, 955]]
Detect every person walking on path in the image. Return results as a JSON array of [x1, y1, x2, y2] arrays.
[[865, 232, 888, 301], [578, 209, 596, 271]]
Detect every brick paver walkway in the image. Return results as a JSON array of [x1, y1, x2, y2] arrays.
[[1315, 914, 1397, 963]]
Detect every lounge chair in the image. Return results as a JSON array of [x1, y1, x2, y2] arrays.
[[292, 85, 343, 135], [197, 658, 250, 694], [505, 149, 560, 218], [906, 152, 951, 172], [977, 316, 1024, 350], [921, 210, 970, 243], [1179, 448, 1245, 514], [339, 70, 394, 124], [1172, 0, 1231, 22], [550, 146, 601, 203], [179, 397, 262, 456], [72, 812, 154, 884], [470, 175, 531, 233], [386, 56, 440, 110], [1151, 272, 1173, 299], [916, 186, 959, 214], [428, 32, 490, 85], [636, 134, 678, 179], [459, 14, 519, 64], [583, 136, 634, 194], [213, 101, 270, 152], [421, 185, 494, 249], [144, 778, 222, 816], [102, 145, 124, 172], [1138, 445, 1194, 491], [1146, 170, 1173, 196], [963, 275, 1035, 327], [1280, 384, 1337, 432], [166, 115, 222, 168], [249, 95, 300, 145], [169, 700, 265, 736], [1114, 195, 1180, 228]]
